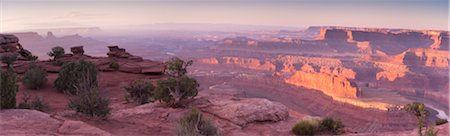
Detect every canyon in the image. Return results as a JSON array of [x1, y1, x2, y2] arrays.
[[1, 26, 449, 135]]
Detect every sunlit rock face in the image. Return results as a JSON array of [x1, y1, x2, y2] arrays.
[[285, 65, 360, 98], [400, 48, 449, 68]]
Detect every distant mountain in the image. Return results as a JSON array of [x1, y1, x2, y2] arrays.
[[13, 27, 104, 37], [123, 23, 305, 32]]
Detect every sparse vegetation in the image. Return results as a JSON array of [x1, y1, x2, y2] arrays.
[[17, 94, 49, 112], [425, 125, 439, 136], [54, 60, 98, 94], [1, 53, 17, 68], [154, 57, 199, 107], [47, 46, 65, 61], [0, 69, 18, 109], [176, 108, 220, 136], [292, 119, 320, 136], [319, 117, 344, 135], [292, 117, 345, 136], [124, 79, 155, 104], [435, 118, 448, 126], [109, 59, 120, 70], [68, 88, 111, 118], [404, 102, 428, 136], [22, 65, 48, 89]]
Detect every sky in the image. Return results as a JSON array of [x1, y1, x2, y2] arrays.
[[1, 0, 449, 32]]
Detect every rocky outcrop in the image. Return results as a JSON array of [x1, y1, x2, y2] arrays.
[[107, 45, 143, 61], [70, 46, 84, 56], [0, 109, 112, 135], [400, 48, 449, 68], [0, 34, 35, 61], [196, 95, 289, 126]]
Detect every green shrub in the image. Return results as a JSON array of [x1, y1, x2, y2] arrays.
[[124, 79, 155, 104], [22, 65, 48, 89], [155, 76, 198, 107], [0, 69, 18, 109], [154, 57, 199, 107], [17, 95, 49, 112], [292, 119, 320, 136], [109, 59, 119, 70], [435, 118, 448, 126], [319, 117, 344, 134], [47, 46, 65, 61], [1, 53, 17, 68], [54, 60, 98, 94], [69, 88, 110, 118], [176, 108, 220, 136]]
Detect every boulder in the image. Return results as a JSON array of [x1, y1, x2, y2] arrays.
[[196, 95, 289, 126], [70, 46, 84, 56]]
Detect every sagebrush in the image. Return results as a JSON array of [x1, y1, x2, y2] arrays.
[[54, 60, 98, 94], [124, 79, 155, 104], [22, 65, 48, 89], [176, 108, 220, 136]]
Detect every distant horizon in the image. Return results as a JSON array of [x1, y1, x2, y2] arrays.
[[1, 0, 449, 33]]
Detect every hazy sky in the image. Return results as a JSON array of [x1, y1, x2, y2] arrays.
[[1, 0, 449, 32]]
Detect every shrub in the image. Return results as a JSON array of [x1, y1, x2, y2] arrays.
[[176, 108, 220, 136], [68, 88, 110, 118], [319, 117, 344, 134], [17, 94, 49, 112], [47, 46, 65, 61], [1, 53, 17, 68], [292, 119, 320, 136], [54, 60, 98, 94], [22, 65, 48, 89], [124, 79, 155, 104], [109, 59, 119, 70], [155, 75, 198, 107], [435, 118, 448, 125], [404, 102, 428, 136], [154, 57, 199, 107], [0, 69, 18, 109], [425, 126, 439, 136]]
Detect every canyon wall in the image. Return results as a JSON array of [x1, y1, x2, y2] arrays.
[[315, 26, 449, 55]]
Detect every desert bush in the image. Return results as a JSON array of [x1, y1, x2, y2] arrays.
[[425, 126, 438, 136], [155, 75, 198, 107], [54, 60, 98, 94], [176, 108, 220, 136], [154, 57, 199, 107], [0, 69, 18, 109], [319, 117, 344, 134], [22, 65, 48, 89], [109, 59, 119, 70], [404, 102, 428, 136], [68, 88, 110, 118], [292, 119, 320, 136], [17, 94, 49, 112], [47, 46, 65, 61], [435, 118, 448, 125], [1, 53, 17, 68], [124, 79, 155, 104]]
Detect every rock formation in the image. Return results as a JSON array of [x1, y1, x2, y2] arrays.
[[196, 95, 289, 126], [314, 26, 449, 55], [107, 45, 143, 61], [286, 64, 360, 98], [70, 46, 84, 56], [0, 34, 35, 61], [0, 109, 112, 135]]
